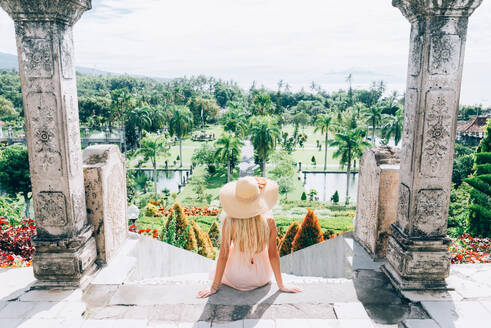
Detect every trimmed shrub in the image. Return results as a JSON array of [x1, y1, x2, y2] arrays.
[[208, 220, 220, 248], [279, 221, 300, 256], [144, 203, 160, 217], [292, 208, 324, 252], [331, 191, 339, 203], [301, 192, 307, 201], [192, 220, 213, 258], [465, 119, 491, 238], [168, 202, 197, 251]]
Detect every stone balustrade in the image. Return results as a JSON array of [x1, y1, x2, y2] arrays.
[[354, 146, 400, 259]]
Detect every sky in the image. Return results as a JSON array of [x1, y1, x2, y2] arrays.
[[1, 0, 491, 105]]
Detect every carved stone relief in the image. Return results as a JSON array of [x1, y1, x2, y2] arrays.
[[21, 38, 53, 78], [27, 92, 62, 176], [35, 191, 68, 227], [60, 28, 74, 79], [429, 35, 460, 75], [64, 94, 82, 176], [397, 183, 410, 232], [408, 26, 422, 77], [37, 258, 77, 277], [421, 91, 454, 177], [414, 189, 445, 236], [401, 89, 417, 173]]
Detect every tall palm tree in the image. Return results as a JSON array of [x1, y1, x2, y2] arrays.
[[168, 106, 193, 167], [128, 105, 152, 143], [381, 107, 404, 146], [361, 105, 384, 145], [352, 102, 367, 118], [314, 114, 334, 171], [136, 133, 170, 196], [249, 116, 281, 177], [214, 133, 244, 182], [111, 89, 134, 152], [330, 128, 370, 204]]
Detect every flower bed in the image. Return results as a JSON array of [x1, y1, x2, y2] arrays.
[[129, 224, 160, 240], [450, 234, 490, 264], [147, 201, 219, 217], [0, 217, 36, 268]]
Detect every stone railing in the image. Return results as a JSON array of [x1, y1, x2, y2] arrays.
[[354, 146, 400, 259]]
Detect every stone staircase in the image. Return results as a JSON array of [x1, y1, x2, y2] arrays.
[[79, 232, 432, 327], [3, 233, 489, 327]]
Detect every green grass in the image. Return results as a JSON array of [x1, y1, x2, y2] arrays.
[[176, 165, 239, 206], [127, 124, 225, 168]]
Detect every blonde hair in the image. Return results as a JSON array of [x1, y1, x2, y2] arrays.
[[222, 213, 269, 259]]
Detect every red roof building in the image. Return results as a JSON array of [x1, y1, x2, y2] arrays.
[[457, 115, 490, 144]]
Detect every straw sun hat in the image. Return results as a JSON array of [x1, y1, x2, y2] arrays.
[[219, 176, 279, 219]]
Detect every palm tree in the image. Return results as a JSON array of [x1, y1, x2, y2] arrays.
[[168, 106, 193, 167], [330, 128, 370, 204], [214, 133, 244, 182], [136, 133, 170, 195], [249, 116, 281, 177], [352, 102, 367, 118], [361, 105, 384, 145], [314, 114, 334, 171], [111, 89, 134, 152], [381, 107, 404, 146], [128, 105, 152, 144]]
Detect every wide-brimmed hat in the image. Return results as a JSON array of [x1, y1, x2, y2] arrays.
[[219, 176, 279, 219]]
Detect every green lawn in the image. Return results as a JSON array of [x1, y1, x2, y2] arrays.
[[128, 124, 225, 168], [176, 165, 239, 207]]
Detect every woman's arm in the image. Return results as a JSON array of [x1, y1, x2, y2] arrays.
[[267, 218, 302, 293], [197, 218, 230, 298]]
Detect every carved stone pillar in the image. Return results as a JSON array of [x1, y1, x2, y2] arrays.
[[0, 0, 97, 286], [382, 0, 483, 290]]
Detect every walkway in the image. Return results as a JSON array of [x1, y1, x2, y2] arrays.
[[238, 141, 257, 177], [1, 233, 490, 327]]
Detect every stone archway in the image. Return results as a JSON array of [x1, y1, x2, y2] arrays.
[[0, 0, 484, 289]]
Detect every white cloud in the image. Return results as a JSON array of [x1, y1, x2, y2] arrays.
[[1, 0, 490, 105]]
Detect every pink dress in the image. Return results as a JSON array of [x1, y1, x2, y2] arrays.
[[220, 243, 273, 291]]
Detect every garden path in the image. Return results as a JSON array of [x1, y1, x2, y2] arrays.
[[1, 233, 490, 327], [238, 140, 257, 177]]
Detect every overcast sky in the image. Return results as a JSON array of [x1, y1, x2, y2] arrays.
[[1, 0, 490, 105]]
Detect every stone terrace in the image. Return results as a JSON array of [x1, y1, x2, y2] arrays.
[[1, 233, 490, 328]]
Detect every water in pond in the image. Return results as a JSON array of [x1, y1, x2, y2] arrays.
[[136, 170, 185, 194], [303, 172, 358, 203]]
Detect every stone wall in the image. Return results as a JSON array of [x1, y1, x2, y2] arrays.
[[83, 145, 128, 264], [354, 146, 400, 259]]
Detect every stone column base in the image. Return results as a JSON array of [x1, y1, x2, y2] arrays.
[[382, 224, 452, 291], [32, 225, 98, 289]]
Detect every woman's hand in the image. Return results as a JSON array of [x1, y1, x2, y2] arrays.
[[197, 286, 218, 298], [278, 284, 302, 293]]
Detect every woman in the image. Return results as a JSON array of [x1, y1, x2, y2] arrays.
[[197, 176, 302, 298]]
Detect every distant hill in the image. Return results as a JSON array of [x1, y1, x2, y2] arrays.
[[0, 52, 169, 81], [0, 52, 18, 70]]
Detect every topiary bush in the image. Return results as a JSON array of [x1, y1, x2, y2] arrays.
[[167, 202, 197, 251], [292, 208, 324, 252], [144, 203, 160, 217], [279, 221, 300, 256], [331, 190, 339, 203], [208, 220, 220, 248], [464, 119, 491, 237], [192, 220, 213, 258], [301, 192, 307, 201]]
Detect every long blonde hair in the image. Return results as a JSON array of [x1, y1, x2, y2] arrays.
[[222, 212, 269, 259]]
